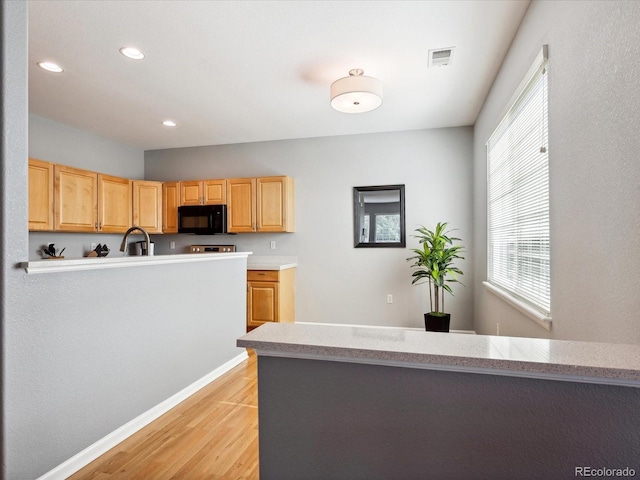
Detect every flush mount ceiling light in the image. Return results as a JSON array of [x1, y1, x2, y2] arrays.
[[37, 61, 63, 73], [162, 120, 177, 127], [119, 47, 145, 60], [330, 69, 383, 113]]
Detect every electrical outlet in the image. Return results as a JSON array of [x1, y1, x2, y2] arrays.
[[270, 241, 276, 250], [90, 242, 97, 251], [496, 323, 500, 336], [387, 294, 393, 304], [170, 241, 175, 250]]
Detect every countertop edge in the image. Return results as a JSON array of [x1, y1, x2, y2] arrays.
[[246, 255, 298, 270], [241, 346, 640, 388], [237, 324, 640, 387], [22, 252, 252, 274], [246, 263, 297, 271]]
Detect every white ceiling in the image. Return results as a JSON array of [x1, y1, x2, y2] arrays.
[[28, 0, 530, 151]]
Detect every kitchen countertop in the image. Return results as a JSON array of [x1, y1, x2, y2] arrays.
[[246, 255, 297, 270], [22, 251, 251, 274], [238, 322, 640, 387]]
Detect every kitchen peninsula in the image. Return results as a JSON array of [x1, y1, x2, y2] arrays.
[[17, 251, 251, 479], [238, 323, 640, 479], [21, 250, 251, 274]]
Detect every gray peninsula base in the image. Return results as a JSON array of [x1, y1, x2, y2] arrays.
[[255, 355, 640, 479]]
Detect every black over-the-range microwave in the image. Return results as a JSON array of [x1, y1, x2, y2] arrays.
[[178, 205, 228, 234]]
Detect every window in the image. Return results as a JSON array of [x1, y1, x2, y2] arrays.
[[486, 46, 551, 326], [374, 214, 400, 242]]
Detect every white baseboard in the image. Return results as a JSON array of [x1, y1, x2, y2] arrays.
[[37, 351, 249, 480]]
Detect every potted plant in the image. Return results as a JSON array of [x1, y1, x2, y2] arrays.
[[407, 222, 464, 332]]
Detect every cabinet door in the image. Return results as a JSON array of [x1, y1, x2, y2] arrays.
[[247, 281, 279, 328], [55, 165, 98, 232], [227, 178, 256, 233], [163, 182, 180, 234], [133, 180, 163, 234], [257, 176, 295, 232], [203, 179, 227, 204], [180, 180, 203, 205], [98, 174, 132, 233], [28, 158, 54, 231]]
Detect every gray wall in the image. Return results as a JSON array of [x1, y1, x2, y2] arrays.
[[29, 114, 144, 177], [28, 114, 145, 260], [2, 6, 247, 478], [145, 128, 474, 331], [473, 0, 640, 342], [1, 1, 29, 476]]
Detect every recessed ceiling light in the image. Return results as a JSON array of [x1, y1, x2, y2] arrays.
[[37, 61, 63, 73], [162, 120, 177, 127], [119, 47, 145, 60]]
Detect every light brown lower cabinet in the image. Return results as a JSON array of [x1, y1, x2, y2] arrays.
[[247, 268, 295, 329]]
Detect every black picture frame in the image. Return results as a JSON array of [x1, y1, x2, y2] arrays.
[[353, 184, 406, 248]]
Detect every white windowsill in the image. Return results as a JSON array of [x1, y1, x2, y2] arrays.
[[483, 281, 552, 331]]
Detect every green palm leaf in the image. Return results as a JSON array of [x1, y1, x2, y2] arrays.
[[406, 222, 465, 314]]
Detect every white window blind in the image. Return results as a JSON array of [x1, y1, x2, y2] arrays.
[[487, 47, 550, 316]]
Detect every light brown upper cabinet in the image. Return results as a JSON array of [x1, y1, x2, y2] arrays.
[[257, 176, 295, 233], [98, 174, 132, 233], [180, 179, 226, 206], [133, 180, 163, 234], [54, 165, 98, 232], [162, 182, 180, 234], [227, 176, 295, 233], [28, 158, 54, 231], [227, 178, 257, 232], [54, 165, 132, 233]]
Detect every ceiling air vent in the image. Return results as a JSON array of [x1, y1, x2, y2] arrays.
[[428, 47, 455, 68]]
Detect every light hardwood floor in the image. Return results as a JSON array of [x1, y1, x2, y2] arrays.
[[69, 352, 259, 480]]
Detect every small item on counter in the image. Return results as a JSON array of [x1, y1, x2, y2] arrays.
[[93, 244, 110, 257], [85, 244, 110, 257], [43, 243, 65, 259]]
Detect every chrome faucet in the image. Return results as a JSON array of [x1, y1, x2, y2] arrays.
[[120, 226, 151, 256]]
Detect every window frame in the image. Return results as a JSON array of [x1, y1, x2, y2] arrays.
[[485, 46, 552, 330]]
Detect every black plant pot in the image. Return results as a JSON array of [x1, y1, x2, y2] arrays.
[[424, 313, 451, 332]]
